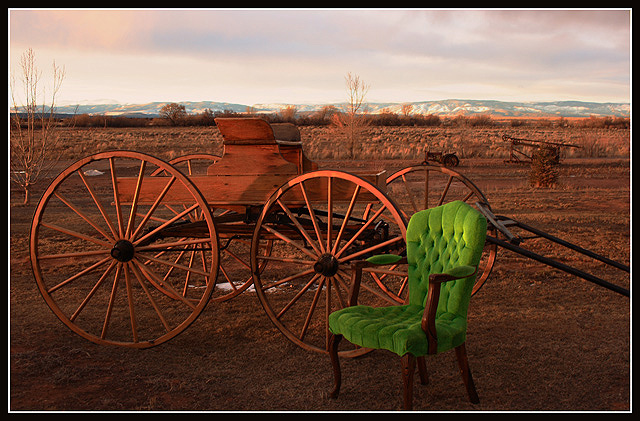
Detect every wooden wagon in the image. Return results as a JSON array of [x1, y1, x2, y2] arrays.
[[29, 118, 627, 355]]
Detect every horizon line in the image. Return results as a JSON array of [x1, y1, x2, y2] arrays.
[[58, 98, 631, 107]]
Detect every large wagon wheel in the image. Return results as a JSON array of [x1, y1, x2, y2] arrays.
[[251, 170, 408, 356], [30, 151, 219, 348], [386, 163, 497, 295], [151, 154, 269, 302]]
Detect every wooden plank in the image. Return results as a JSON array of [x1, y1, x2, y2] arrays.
[[207, 144, 299, 176], [117, 174, 294, 206], [117, 171, 388, 206]]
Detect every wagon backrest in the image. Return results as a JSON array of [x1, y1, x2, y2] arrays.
[[215, 118, 277, 145], [211, 118, 316, 176]]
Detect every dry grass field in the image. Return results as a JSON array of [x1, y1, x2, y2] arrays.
[[45, 123, 630, 163], [10, 123, 630, 411]]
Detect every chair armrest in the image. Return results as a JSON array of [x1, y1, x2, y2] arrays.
[[428, 264, 477, 283], [349, 255, 407, 306], [366, 254, 407, 265], [422, 265, 478, 354]]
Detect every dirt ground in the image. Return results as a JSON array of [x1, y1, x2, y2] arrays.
[[9, 156, 630, 412]]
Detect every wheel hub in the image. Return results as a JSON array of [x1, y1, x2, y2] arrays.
[[111, 240, 135, 262], [314, 253, 339, 277]]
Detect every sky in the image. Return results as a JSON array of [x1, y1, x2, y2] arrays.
[[9, 8, 631, 107]]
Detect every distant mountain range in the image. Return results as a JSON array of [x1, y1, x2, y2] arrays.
[[54, 99, 630, 119]]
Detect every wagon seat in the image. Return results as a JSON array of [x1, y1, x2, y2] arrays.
[[211, 118, 317, 177]]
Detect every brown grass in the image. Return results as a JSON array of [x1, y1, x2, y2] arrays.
[[42, 124, 630, 164]]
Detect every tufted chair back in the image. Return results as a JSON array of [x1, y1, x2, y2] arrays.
[[406, 201, 487, 318]]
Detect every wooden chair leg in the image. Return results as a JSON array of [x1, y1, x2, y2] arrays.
[[417, 356, 428, 385], [328, 333, 343, 399], [455, 343, 480, 404], [400, 354, 416, 410]]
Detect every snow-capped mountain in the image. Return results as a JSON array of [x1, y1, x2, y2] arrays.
[[54, 99, 630, 118]]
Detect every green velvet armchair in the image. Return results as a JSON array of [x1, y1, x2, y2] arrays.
[[328, 200, 487, 410]]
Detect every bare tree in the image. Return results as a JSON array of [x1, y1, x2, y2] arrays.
[[344, 72, 369, 117], [160, 103, 187, 126], [401, 103, 414, 117], [332, 72, 370, 158], [10, 48, 65, 205]]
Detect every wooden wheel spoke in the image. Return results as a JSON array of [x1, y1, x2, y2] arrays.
[[338, 235, 404, 263], [77, 169, 120, 240], [128, 262, 172, 333], [132, 257, 198, 310], [363, 265, 407, 278], [123, 262, 138, 343], [330, 273, 348, 310], [276, 273, 321, 320], [358, 275, 404, 305], [69, 260, 118, 322], [223, 247, 252, 270], [109, 157, 125, 238], [218, 264, 234, 287], [47, 256, 112, 294], [136, 252, 210, 280], [331, 184, 360, 255], [461, 190, 475, 203], [197, 246, 209, 282], [299, 276, 325, 341], [38, 249, 110, 260], [133, 203, 200, 246], [101, 263, 122, 340], [261, 267, 315, 292], [158, 248, 188, 284], [256, 255, 315, 265], [437, 174, 454, 206], [398, 279, 409, 300], [366, 269, 407, 305], [326, 177, 333, 252], [334, 204, 388, 259], [40, 221, 113, 249], [299, 181, 325, 253], [130, 175, 177, 241], [401, 174, 419, 214], [277, 198, 322, 255], [324, 277, 332, 349], [260, 225, 318, 260], [423, 166, 430, 209], [53, 191, 114, 243], [124, 160, 147, 239]]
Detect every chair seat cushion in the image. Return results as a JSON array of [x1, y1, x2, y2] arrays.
[[329, 304, 467, 357]]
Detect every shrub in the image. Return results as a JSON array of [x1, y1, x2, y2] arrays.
[[529, 145, 560, 188]]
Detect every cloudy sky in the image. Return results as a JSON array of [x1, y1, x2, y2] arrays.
[[9, 8, 631, 106]]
